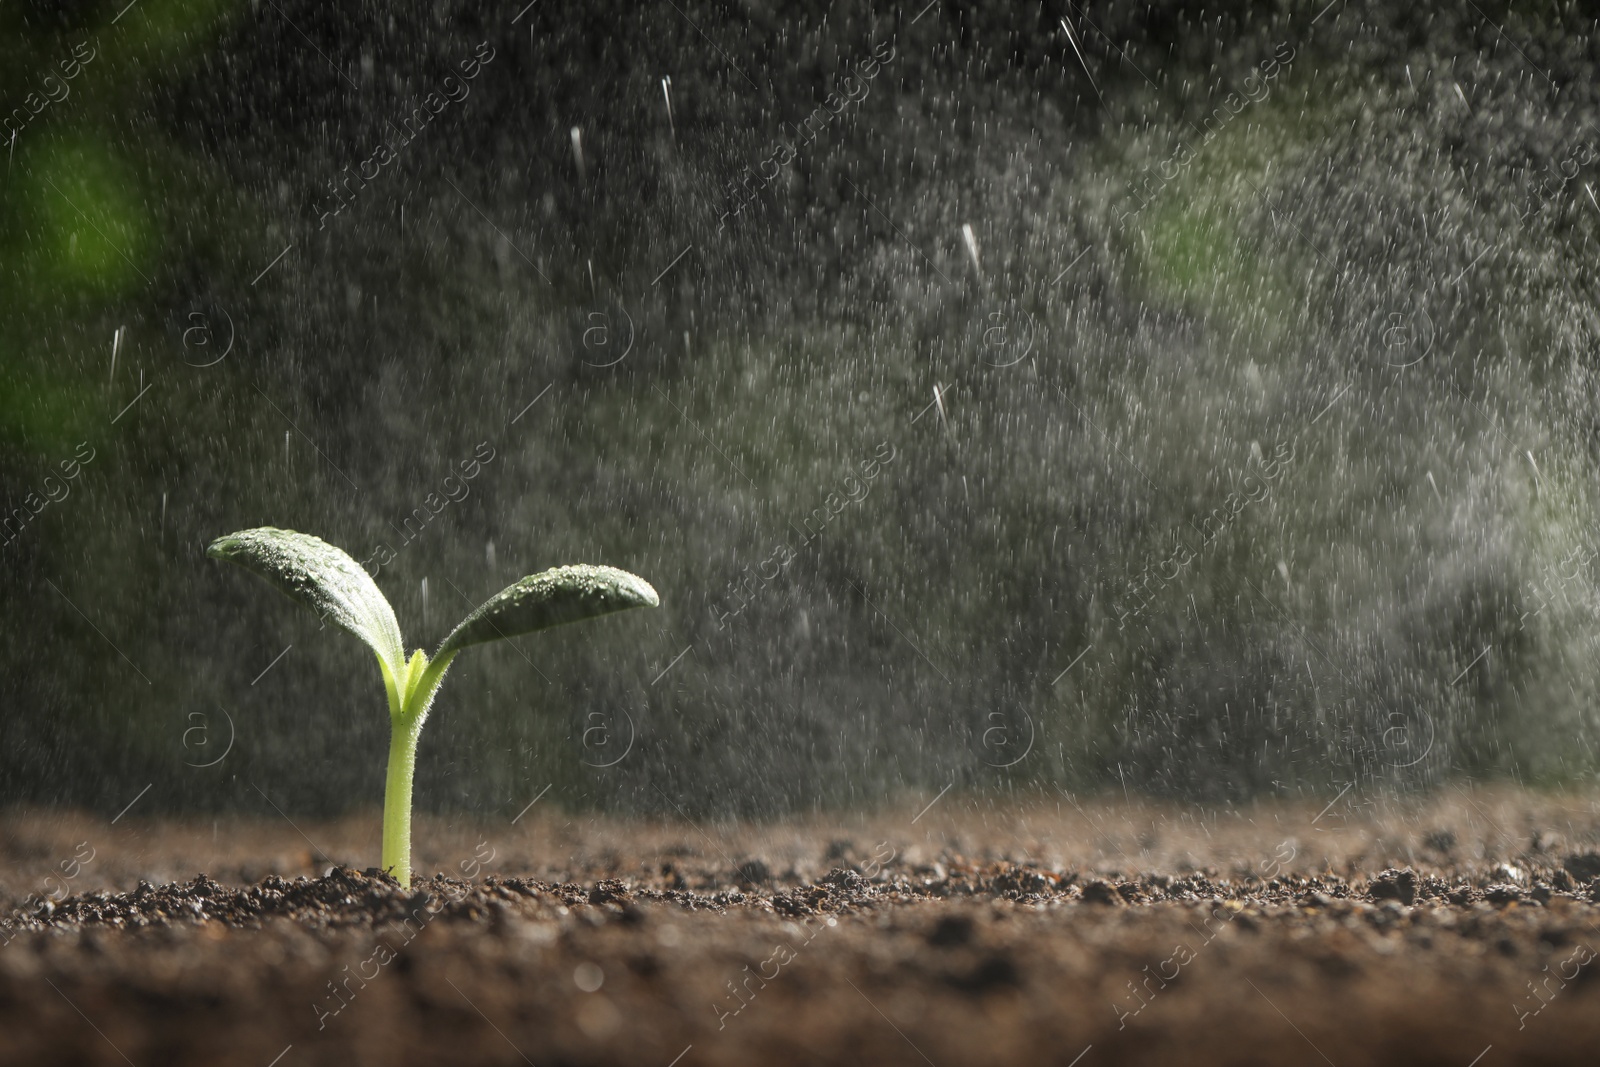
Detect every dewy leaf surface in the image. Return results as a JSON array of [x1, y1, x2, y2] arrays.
[[437, 564, 659, 657], [207, 527, 406, 675]]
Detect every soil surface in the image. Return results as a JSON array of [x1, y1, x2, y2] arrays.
[[6, 788, 1600, 1065]]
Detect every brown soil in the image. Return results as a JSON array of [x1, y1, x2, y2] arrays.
[[6, 787, 1600, 1065]]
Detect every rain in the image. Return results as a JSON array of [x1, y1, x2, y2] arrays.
[[4, 1, 1600, 1064]]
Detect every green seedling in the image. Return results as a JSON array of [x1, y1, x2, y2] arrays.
[[206, 526, 659, 885]]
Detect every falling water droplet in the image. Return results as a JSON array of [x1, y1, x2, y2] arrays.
[[961, 223, 981, 278], [571, 127, 586, 180], [933, 383, 956, 446]]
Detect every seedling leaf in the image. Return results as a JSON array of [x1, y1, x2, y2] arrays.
[[207, 526, 407, 677], [437, 564, 660, 657], [206, 529, 660, 886]]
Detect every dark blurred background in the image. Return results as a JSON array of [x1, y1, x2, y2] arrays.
[[3, 0, 1599, 819]]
